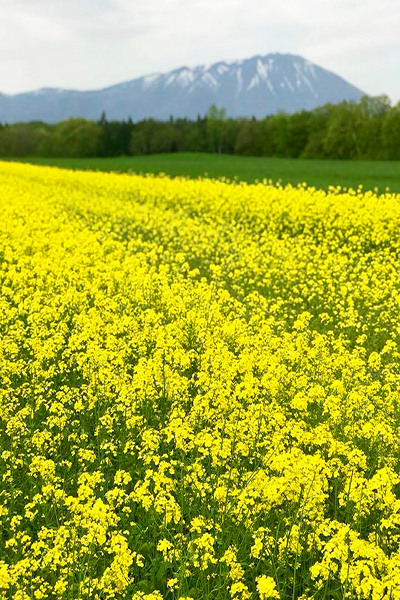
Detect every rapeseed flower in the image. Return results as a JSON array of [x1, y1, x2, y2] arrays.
[[1, 161, 400, 599]]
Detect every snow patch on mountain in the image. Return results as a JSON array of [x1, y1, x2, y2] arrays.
[[142, 74, 160, 89], [304, 60, 317, 78], [257, 58, 269, 80], [247, 74, 259, 91], [294, 63, 318, 98], [266, 79, 276, 95], [201, 72, 219, 89], [216, 64, 229, 75], [177, 69, 195, 87], [282, 76, 294, 92], [235, 68, 243, 95]]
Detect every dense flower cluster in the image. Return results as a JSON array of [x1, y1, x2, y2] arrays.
[[1, 162, 400, 600]]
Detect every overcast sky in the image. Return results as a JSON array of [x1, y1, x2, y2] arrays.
[[2, 0, 399, 102]]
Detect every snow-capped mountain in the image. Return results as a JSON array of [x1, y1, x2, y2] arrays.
[[0, 53, 364, 123]]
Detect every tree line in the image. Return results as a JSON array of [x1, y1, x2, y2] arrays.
[[0, 95, 399, 160]]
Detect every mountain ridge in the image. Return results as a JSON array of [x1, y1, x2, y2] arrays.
[[0, 53, 365, 123]]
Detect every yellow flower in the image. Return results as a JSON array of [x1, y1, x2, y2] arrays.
[[256, 575, 279, 599], [167, 578, 178, 590], [1, 161, 400, 600], [0, 562, 11, 590]]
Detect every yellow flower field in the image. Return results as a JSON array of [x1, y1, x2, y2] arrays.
[[1, 161, 400, 600]]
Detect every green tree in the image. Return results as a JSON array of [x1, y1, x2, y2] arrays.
[[302, 105, 332, 158], [206, 104, 226, 153], [322, 102, 363, 159], [234, 118, 260, 155], [0, 122, 52, 156], [286, 111, 311, 158], [151, 123, 182, 153], [130, 120, 156, 155], [259, 112, 290, 157], [355, 95, 391, 158], [382, 103, 400, 160], [50, 118, 102, 157]]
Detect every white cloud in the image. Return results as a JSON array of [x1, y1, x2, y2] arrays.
[[1, 0, 399, 102]]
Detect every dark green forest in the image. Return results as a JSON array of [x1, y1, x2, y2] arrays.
[[1, 95, 400, 160]]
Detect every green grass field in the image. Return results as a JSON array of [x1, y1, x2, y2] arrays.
[[10, 152, 400, 192]]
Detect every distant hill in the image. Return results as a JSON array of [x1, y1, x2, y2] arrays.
[[0, 53, 365, 123]]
